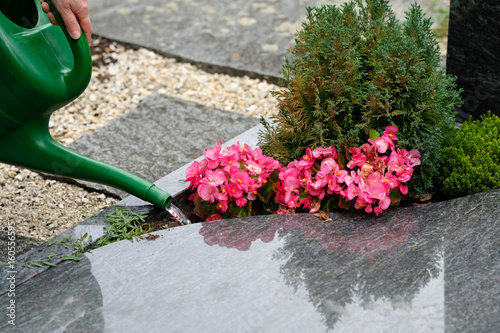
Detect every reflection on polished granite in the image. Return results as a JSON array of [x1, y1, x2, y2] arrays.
[[1, 188, 498, 332]]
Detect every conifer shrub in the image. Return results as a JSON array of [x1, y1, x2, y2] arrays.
[[258, 0, 462, 195], [437, 112, 500, 198]]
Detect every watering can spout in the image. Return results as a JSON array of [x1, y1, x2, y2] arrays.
[[0, 115, 172, 210], [0, 0, 172, 210]]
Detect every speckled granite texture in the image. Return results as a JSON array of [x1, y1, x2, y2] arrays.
[[1, 188, 498, 332]]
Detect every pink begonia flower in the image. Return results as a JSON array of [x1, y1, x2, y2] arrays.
[[240, 144, 261, 161], [284, 191, 300, 208], [372, 155, 389, 173], [345, 182, 359, 201], [366, 171, 384, 186], [256, 155, 278, 169], [217, 200, 229, 213], [408, 150, 421, 167], [247, 189, 258, 201], [388, 148, 411, 172], [399, 185, 409, 195], [227, 183, 243, 199], [200, 169, 226, 186], [198, 184, 218, 203], [355, 198, 368, 210], [312, 146, 336, 159], [185, 161, 201, 187], [373, 206, 384, 216], [220, 152, 238, 171], [283, 175, 302, 191], [396, 167, 413, 183], [257, 171, 270, 186], [244, 160, 262, 176], [204, 141, 222, 169], [309, 200, 321, 214], [326, 175, 341, 195], [383, 126, 398, 141], [359, 163, 374, 179], [320, 157, 339, 174], [297, 148, 314, 169], [373, 136, 390, 153], [335, 169, 349, 183], [206, 214, 222, 221], [367, 183, 387, 201], [227, 142, 244, 157], [347, 147, 367, 169], [383, 173, 400, 190], [230, 167, 254, 191], [308, 186, 325, 200], [279, 165, 299, 181], [218, 184, 229, 201], [235, 196, 248, 208], [378, 196, 391, 210], [204, 154, 220, 169], [298, 196, 313, 209]]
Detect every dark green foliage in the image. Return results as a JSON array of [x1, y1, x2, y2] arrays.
[[437, 112, 500, 198], [259, 0, 462, 194]]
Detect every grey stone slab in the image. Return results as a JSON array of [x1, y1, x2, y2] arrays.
[[3, 187, 498, 332], [0, 232, 38, 263], [67, 93, 259, 197], [87, 0, 448, 80], [446, 0, 500, 122]]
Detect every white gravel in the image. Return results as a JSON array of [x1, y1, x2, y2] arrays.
[[0, 36, 280, 241]]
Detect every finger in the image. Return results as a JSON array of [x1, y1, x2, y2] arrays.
[[79, 17, 93, 44], [41, 1, 50, 14], [46, 12, 58, 26], [57, 9, 81, 39], [74, 4, 92, 43]]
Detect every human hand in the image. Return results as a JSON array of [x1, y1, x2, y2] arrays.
[[40, 0, 92, 42]]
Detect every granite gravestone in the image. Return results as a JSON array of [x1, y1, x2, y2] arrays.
[[446, 0, 500, 122]]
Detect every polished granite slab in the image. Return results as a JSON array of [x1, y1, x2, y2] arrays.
[[1, 188, 498, 332]]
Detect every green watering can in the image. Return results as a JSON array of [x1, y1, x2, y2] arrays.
[[0, 0, 174, 211]]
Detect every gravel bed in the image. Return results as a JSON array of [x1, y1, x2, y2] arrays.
[[0, 36, 280, 241]]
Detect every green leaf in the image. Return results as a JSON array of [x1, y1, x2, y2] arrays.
[[62, 255, 81, 262], [194, 201, 214, 220], [269, 170, 280, 183], [228, 201, 241, 217], [0, 262, 9, 266], [337, 153, 346, 170], [238, 201, 252, 217], [298, 191, 310, 202], [32, 261, 45, 268], [257, 180, 275, 203], [23, 263, 34, 269], [338, 196, 352, 210], [42, 260, 57, 267], [369, 129, 381, 141], [325, 196, 338, 212], [389, 188, 401, 203], [47, 252, 56, 259]]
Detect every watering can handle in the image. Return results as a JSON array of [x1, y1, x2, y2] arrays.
[[43, 0, 92, 85]]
